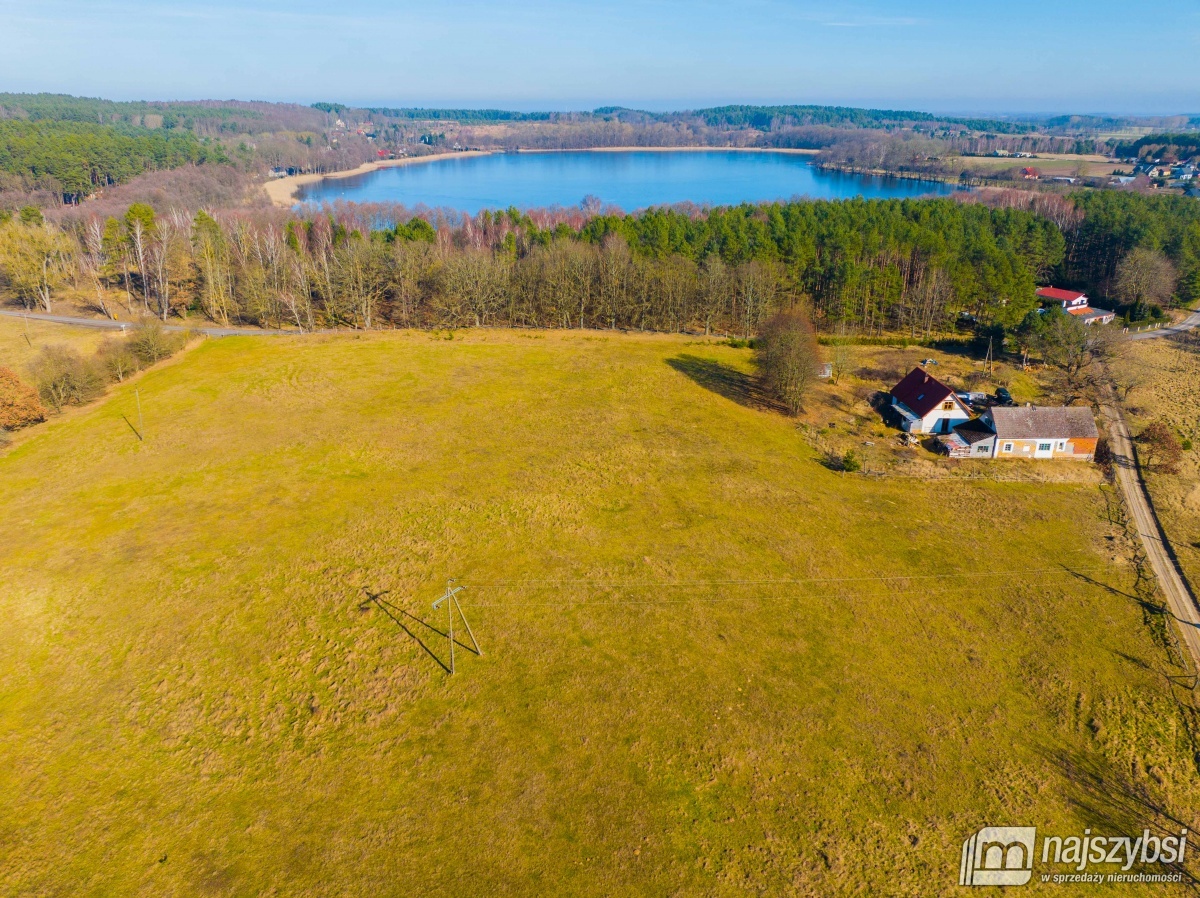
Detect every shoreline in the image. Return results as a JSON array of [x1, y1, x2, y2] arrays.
[[263, 151, 494, 207], [515, 146, 820, 156], [263, 146, 821, 208]]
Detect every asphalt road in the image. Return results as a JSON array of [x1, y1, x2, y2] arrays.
[[1127, 310, 1200, 341], [0, 309, 301, 337]]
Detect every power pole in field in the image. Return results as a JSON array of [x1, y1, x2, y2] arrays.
[[432, 579, 481, 674]]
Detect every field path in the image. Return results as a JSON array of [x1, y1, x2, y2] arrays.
[[1102, 392, 1200, 671], [0, 309, 306, 337]]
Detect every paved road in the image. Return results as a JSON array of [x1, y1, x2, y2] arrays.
[[1127, 310, 1200, 341], [0, 309, 302, 337], [1102, 394, 1200, 672]]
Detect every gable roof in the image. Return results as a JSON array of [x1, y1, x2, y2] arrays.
[[988, 406, 1098, 441], [890, 367, 960, 418], [1036, 287, 1087, 303]]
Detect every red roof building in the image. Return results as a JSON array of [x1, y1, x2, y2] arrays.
[[889, 368, 972, 434], [1036, 287, 1088, 308]]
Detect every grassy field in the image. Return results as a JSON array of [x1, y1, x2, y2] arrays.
[[1, 328, 1198, 896], [0, 314, 116, 372], [951, 153, 1125, 179]]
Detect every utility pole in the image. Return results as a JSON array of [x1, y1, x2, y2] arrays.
[[135, 388, 144, 436], [432, 579, 480, 675]]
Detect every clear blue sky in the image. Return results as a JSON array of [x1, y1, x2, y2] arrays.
[[2, 0, 1197, 114]]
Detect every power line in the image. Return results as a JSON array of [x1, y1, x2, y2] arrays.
[[457, 570, 1122, 608], [458, 565, 1113, 590]]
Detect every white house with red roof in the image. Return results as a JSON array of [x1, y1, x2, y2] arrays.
[[889, 367, 972, 435], [1036, 287, 1115, 325]]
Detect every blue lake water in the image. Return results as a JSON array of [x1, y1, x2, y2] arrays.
[[296, 150, 957, 213]]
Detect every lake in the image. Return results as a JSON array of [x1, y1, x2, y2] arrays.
[[296, 150, 957, 213]]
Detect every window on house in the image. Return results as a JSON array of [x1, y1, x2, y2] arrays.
[[1058, 441, 1066, 450], [976, 445, 989, 453], [942, 401, 955, 411], [1038, 442, 1052, 452], [1003, 443, 1013, 453]]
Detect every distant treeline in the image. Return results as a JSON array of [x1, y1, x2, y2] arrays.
[[1112, 133, 1200, 161], [325, 102, 1036, 134], [352, 106, 556, 123]]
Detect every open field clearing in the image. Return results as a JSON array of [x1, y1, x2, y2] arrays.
[[0, 313, 117, 371], [1, 330, 1198, 895], [951, 153, 1124, 179]]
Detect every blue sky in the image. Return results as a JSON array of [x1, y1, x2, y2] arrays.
[[2, 0, 1197, 114]]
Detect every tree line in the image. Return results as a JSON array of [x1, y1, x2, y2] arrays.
[[0, 197, 1072, 337], [0, 191, 1195, 338]]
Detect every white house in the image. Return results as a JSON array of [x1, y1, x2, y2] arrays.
[[889, 368, 973, 435]]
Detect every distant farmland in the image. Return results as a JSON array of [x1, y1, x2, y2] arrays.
[[1, 329, 1196, 895]]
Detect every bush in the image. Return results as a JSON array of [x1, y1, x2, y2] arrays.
[[127, 321, 186, 366], [842, 450, 862, 473], [27, 346, 105, 412], [0, 366, 46, 430], [1183, 439, 1194, 451], [96, 338, 142, 383]]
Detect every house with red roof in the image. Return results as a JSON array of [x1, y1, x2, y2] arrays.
[[889, 367, 972, 435], [1036, 287, 1115, 326], [1036, 287, 1089, 309]]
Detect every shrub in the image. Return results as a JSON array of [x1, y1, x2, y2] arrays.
[[1183, 439, 1194, 451], [842, 450, 862, 473], [27, 346, 105, 412], [96, 338, 142, 383], [0, 366, 46, 429], [127, 321, 186, 366]]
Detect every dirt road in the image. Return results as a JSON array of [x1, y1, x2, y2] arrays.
[[1102, 395, 1200, 671]]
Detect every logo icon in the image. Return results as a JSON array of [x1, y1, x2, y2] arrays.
[[960, 827, 1037, 886]]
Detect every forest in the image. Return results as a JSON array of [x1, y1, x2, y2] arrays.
[[2, 190, 1190, 340], [0, 121, 226, 201]]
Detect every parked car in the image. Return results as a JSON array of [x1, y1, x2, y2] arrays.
[[994, 387, 1014, 406]]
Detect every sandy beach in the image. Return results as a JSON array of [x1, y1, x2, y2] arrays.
[[262, 150, 494, 207], [263, 146, 820, 207]]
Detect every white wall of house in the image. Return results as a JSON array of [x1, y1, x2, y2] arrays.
[[896, 398, 971, 434]]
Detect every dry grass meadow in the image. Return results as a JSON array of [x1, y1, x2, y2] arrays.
[[2, 326, 1198, 896]]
